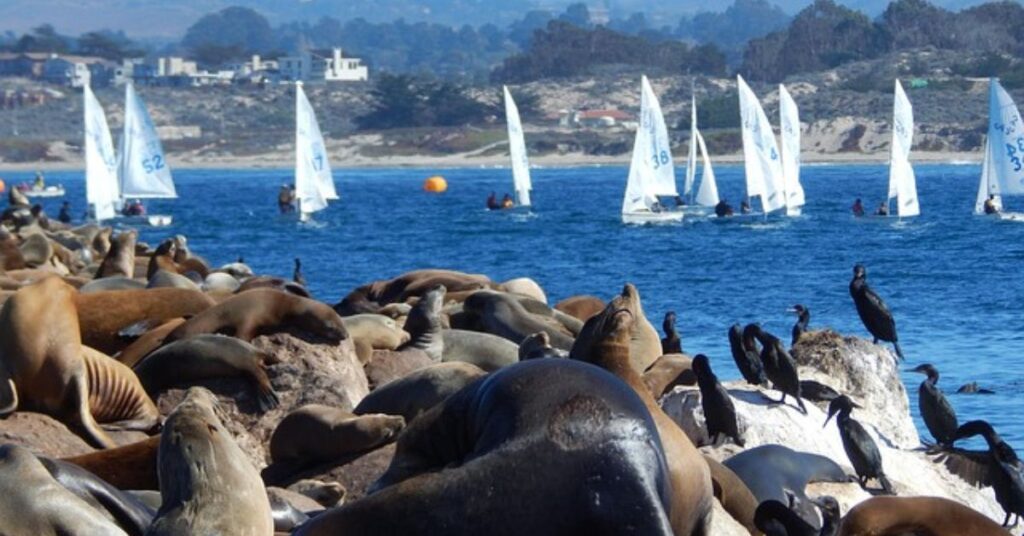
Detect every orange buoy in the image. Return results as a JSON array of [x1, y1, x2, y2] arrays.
[[423, 175, 447, 193]]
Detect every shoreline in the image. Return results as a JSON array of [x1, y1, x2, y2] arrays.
[[0, 150, 982, 172]]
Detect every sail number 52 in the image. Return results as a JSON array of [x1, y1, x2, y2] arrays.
[[142, 155, 164, 174]]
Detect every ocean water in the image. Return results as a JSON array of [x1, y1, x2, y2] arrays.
[[9, 163, 1023, 446]]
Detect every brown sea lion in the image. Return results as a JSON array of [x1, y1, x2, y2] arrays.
[[0, 444, 130, 535], [145, 238, 178, 280], [0, 276, 115, 448], [148, 387, 273, 536], [354, 362, 487, 421], [554, 294, 605, 322], [115, 317, 186, 367], [0, 231, 27, 270], [75, 288, 216, 355], [570, 284, 714, 536], [839, 496, 1009, 536], [94, 230, 137, 279], [334, 269, 496, 315], [133, 334, 279, 412], [164, 289, 347, 343], [236, 276, 310, 298], [62, 436, 161, 491], [19, 232, 54, 268], [643, 353, 696, 398], [294, 359, 675, 535], [704, 455, 761, 535], [81, 345, 160, 431], [268, 405, 404, 466], [146, 269, 201, 291]]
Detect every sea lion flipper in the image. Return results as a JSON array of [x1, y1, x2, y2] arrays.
[[69, 375, 115, 449], [0, 378, 18, 415], [117, 320, 160, 341]]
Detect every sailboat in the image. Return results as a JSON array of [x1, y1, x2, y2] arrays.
[[118, 82, 176, 226], [681, 92, 719, 213], [83, 84, 119, 222], [975, 78, 1024, 221], [779, 84, 805, 216], [736, 75, 786, 220], [878, 80, 919, 219], [294, 81, 337, 222], [622, 76, 683, 224], [503, 86, 532, 209]]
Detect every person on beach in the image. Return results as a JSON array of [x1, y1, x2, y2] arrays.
[[715, 198, 733, 218], [487, 192, 500, 210], [875, 202, 888, 216], [58, 201, 72, 223], [984, 195, 1000, 215], [852, 198, 865, 217], [501, 193, 514, 209]]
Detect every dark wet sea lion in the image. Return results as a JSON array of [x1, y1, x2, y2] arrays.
[[0, 444, 130, 535], [838, 496, 1008, 536], [334, 269, 496, 315], [133, 334, 279, 412], [704, 455, 760, 535], [95, 230, 137, 279], [395, 284, 445, 360], [62, 436, 161, 491], [40, 456, 156, 536], [75, 288, 216, 355], [148, 387, 273, 535], [0, 277, 116, 448], [463, 289, 575, 350], [354, 362, 486, 421], [294, 359, 675, 535]]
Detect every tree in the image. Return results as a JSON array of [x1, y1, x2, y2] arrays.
[[356, 73, 491, 130], [15, 24, 71, 53], [77, 31, 143, 60], [182, 6, 274, 65], [559, 3, 591, 28]]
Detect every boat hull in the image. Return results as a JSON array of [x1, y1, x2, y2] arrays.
[[622, 211, 684, 224], [21, 186, 65, 198], [118, 214, 172, 227]]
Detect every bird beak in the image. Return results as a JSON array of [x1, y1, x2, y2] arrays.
[[850, 400, 864, 409], [823, 413, 834, 428]]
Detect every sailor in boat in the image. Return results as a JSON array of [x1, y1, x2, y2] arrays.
[[33, 171, 44, 190], [501, 193, 514, 209], [674, 195, 686, 208], [852, 198, 865, 217], [740, 198, 752, 214], [875, 202, 889, 216], [278, 184, 295, 214], [715, 198, 734, 218], [58, 201, 72, 224], [984, 195, 1000, 215], [123, 199, 146, 217], [486, 192, 500, 210]]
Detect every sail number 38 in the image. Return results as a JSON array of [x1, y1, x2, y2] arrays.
[[1008, 137, 1024, 172], [651, 150, 669, 169]]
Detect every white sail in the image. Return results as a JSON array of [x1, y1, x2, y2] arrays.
[[119, 83, 175, 199], [888, 80, 919, 217], [503, 86, 532, 207], [779, 84, 805, 213], [694, 130, 719, 207], [982, 78, 1024, 203], [623, 76, 676, 214], [976, 139, 1000, 214], [684, 94, 697, 199], [295, 82, 336, 216], [737, 75, 785, 213], [83, 85, 119, 221]]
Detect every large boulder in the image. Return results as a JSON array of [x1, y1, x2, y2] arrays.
[[157, 332, 368, 469]]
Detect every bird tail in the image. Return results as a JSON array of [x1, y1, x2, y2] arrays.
[[878, 474, 896, 495], [893, 342, 904, 361]]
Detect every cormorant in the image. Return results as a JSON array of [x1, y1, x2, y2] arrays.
[[789, 304, 810, 347], [910, 363, 958, 448], [799, 380, 841, 403], [952, 420, 1024, 527], [293, 257, 306, 287], [729, 323, 767, 385], [692, 354, 743, 447], [849, 264, 904, 360], [824, 395, 894, 494], [661, 311, 682, 355], [753, 325, 807, 414]]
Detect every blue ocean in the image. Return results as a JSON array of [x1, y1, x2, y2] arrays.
[[9, 163, 1022, 445]]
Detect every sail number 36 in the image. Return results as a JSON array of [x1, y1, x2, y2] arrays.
[[651, 150, 669, 169], [1008, 137, 1024, 172], [142, 155, 164, 174]]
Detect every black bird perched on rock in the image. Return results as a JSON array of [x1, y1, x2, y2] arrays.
[[661, 311, 682, 355], [753, 325, 807, 414], [910, 363, 958, 448], [293, 257, 306, 287], [788, 304, 810, 347], [825, 395, 894, 494], [952, 420, 1024, 527], [754, 496, 840, 536], [849, 264, 903, 360], [692, 354, 744, 447], [729, 323, 767, 385]]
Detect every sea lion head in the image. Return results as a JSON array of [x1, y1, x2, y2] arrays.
[[172, 235, 190, 262], [404, 285, 446, 335], [293, 297, 349, 343], [569, 293, 633, 363]]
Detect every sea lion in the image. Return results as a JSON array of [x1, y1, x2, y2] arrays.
[[334, 269, 496, 315], [724, 444, 849, 529], [462, 289, 575, 350], [0, 277, 115, 448], [501, 277, 547, 303], [164, 288, 347, 344], [19, 232, 55, 268], [354, 362, 487, 421], [115, 318, 186, 367], [202, 271, 241, 293], [553, 294, 605, 322], [267, 488, 312, 532], [133, 334, 279, 412], [148, 387, 273, 536], [95, 230, 137, 279], [216, 260, 254, 279], [394, 284, 445, 360], [75, 288, 216, 354], [0, 231, 27, 270], [704, 455, 760, 535], [145, 238, 178, 280], [0, 444, 129, 535], [268, 405, 405, 467], [81, 345, 160, 431], [146, 269, 201, 291], [79, 276, 148, 293], [569, 286, 713, 535], [443, 328, 519, 370], [62, 436, 161, 491], [517, 331, 568, 360], [643, 353, 696, 398], [294, 359, 675, 535], [40, 456, 156, 536], [236, 276, 310, 298], [341, 313, 409, 361], [838, 496, 1009, 536]]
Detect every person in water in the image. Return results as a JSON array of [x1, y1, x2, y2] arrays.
[[875, 202, 889, 216], [984, 194, 1000, 215], [278, 184, 295, 214], [58, 201, 72, 224], [851, 198, 865, 217], [740, 198, 751, 214], [714, 199, 734, 218], [486, 192, 500, 210], [501, 194, 514, 209]]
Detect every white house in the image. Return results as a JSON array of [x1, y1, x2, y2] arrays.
[[279, 48, 367, 83]]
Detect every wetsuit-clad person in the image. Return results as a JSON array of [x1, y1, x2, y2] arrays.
[[852, 198, 865, 217], [486, 191, 500, 210], [875, 202, 889, 216], [715, 199, 734, 218]]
